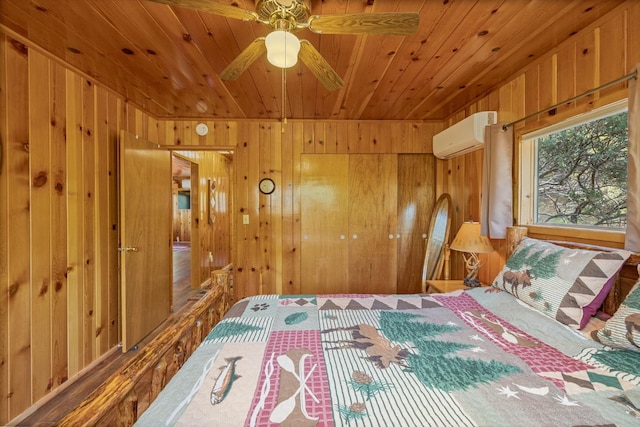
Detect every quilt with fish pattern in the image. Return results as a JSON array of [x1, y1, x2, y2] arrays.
[[135, 288, 640, 426]]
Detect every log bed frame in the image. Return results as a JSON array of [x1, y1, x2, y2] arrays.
[[57, 230, 639, 426], [57, 267, 232, 426]]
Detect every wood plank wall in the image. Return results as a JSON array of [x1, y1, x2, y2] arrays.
[[0, 35, 234, 422], [171, 206, 192, 243], [440, 1, 640, 286], [0, 35, 133, 422], [1, 1, 639, 425], [155, 120, 441, 301]]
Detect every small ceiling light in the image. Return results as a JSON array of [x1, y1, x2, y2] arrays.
[[195, 100, 208, 113], [195, 123, 209, 136], [265, 30, 300, 68]]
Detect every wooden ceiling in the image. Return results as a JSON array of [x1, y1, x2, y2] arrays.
[[172, 154, 192, 179], [0, 0, 625, 120]]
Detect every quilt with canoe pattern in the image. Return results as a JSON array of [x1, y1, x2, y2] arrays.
[[136, 288, 640, 426]]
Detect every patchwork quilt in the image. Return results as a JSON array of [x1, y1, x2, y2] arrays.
[[135, 289, 640, 426]]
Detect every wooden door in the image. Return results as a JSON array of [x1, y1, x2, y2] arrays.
[[301, 154, 399, 294], [347, 155, 398, 294], [119, 131, 172, 352], [300, 155, 349, 293], [396, 154, 435, 294], [189, 163, 200, 289]]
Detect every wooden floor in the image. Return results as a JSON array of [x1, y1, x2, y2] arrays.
[[18, 243, 202, 426]]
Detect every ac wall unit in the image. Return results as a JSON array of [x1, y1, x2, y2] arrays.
[[433, 111, 497, 159]]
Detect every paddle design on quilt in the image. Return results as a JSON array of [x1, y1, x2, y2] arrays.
[[463, 309, 538, 347], [269, 349, 319, 425]]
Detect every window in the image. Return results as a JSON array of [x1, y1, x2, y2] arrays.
[[520, 100, 628, 230]]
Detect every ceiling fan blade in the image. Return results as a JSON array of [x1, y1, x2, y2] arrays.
[[307, 12, 419, 36], [298, 40, 344, 91], [146, 0, 258, 22], [220, 38, 267, 81]]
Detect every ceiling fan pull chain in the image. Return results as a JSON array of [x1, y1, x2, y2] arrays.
[[281, 65, 287, 133]]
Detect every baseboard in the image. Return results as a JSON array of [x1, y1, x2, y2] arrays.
[[8, 345, 120, 426]]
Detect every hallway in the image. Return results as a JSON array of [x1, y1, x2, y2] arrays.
[[172, 242, 199, 310]]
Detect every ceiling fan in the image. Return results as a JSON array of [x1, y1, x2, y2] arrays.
[[147, 0, 420, 91]]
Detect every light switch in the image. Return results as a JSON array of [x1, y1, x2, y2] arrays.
[[243, 214, 249, 224]]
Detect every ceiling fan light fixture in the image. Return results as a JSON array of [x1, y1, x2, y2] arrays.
[[265, 30, 300, 68]]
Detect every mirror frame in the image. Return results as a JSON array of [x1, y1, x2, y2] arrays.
[[421, 193, 452, 288]]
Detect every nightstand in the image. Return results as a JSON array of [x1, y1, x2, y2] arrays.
[[424, 279, 470, 294]]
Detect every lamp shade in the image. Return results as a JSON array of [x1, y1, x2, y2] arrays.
[[265, 30, 300, 68], [449, 221, 494, 254]]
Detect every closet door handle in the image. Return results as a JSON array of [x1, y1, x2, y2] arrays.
[[118, 247, 139, 253]]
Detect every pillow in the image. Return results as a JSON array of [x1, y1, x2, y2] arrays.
[[492, 238, 631, 329], [580, 273, 620, 327], [592, 281, 640, 352]]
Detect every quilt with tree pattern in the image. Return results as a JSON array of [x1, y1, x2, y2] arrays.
[[136, 288, 640, 426]]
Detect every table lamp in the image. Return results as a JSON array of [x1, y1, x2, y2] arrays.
[[449, 221, 494, 287]]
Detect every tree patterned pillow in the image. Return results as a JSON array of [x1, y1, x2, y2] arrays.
[[492, 238, 631, 329], [592, 281, 640, 352]]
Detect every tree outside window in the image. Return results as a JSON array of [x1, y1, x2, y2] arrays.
[[535, 111, 628, 229]]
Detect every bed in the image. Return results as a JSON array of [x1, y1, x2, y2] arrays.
[[133, 237, 640, 426], [61, 235, 640, 426]]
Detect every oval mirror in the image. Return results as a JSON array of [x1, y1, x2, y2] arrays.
[[421, 193, 452, 290]]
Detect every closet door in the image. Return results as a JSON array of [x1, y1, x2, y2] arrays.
[[301, 154, 399, 294], [347, 154, 398, 294], [300, 155, 349, 294], [396, 154, 435, 294]]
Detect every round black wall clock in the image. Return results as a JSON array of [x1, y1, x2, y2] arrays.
[[259, 178, 275, 195]]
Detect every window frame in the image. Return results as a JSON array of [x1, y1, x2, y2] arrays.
[[518, 99, 628, 240]]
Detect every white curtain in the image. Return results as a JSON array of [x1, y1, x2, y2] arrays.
[[481, 123, 513, 239], [626, 64, 640, 252]]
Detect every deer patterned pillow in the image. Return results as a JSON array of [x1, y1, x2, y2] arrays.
[[491, 238, 631, 329], [592, 281, 640, 352]]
